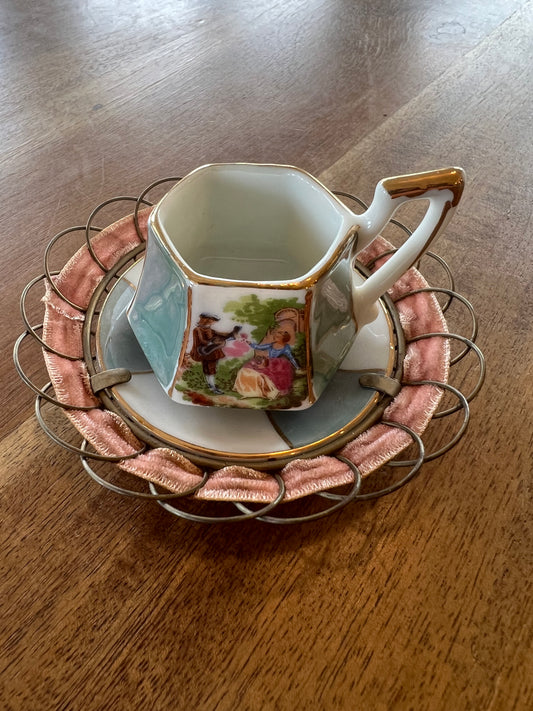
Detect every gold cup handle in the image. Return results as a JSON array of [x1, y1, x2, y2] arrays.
[[353, 167, 465, 322]]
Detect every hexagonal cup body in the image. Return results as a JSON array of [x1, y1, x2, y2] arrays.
[[127, 163, 359, 410]]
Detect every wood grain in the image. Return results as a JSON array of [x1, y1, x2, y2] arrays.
[[1, 1, 532, 709]]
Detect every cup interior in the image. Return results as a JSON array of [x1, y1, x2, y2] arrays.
[[156, 165, 348, 282]]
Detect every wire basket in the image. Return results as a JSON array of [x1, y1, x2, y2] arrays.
[[14, 179, 485, 524]]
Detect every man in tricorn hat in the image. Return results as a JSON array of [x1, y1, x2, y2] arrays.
[[190, 313, 241, 394]]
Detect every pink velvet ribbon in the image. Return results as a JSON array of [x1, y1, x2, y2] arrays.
[[41, 212, 448, 502]]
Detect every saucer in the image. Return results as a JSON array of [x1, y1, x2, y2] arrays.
[[96, 258, 400, 469]]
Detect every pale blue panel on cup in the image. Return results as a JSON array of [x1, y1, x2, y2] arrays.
[[99, 278, 151, 372], [310, 243, 356, 400], [127, 232, 189, 391]]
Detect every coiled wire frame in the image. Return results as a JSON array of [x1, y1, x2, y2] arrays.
[[14, 180, 486, 524]]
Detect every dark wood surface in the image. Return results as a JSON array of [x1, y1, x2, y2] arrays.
[[1, 1, 532, 709]]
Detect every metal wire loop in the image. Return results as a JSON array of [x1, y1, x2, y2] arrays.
[[352, 421, 425, 500], [14, 333, 98, 411], [35, 383, 146, 460], [133, 176, 182, 241], [149, 474, 287, 523], [333, 191, 369, 211], [396, 288, 477, 363], [80, 440, 209, 499], [317, 456, 364, 501], [44, 225, 101, 311], [413, 253, 456, 311], [407, 333, 486, 415], [85, 196, 152, 271], [363, 247, 398, 271], [20, 274, 82, 361], [233, 458, 363, 524], [402, 381, 470, 462]]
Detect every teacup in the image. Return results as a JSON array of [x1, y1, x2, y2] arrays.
[[127, 163, 464, 410]]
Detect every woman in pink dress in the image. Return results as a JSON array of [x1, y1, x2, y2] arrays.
[[234, 328, 301, 400]]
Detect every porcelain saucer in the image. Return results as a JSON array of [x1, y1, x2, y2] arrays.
[[96, 259, 401, 469]]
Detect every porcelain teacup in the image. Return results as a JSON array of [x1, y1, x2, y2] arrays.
[[127, 163, 464, 410]]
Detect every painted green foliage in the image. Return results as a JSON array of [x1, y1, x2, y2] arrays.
[[180, 357, 244, 394], [224, 293, 307, 376], [178, 358, 308, 410], [223, 294, 303, 342]]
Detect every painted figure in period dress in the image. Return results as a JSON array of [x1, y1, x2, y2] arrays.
[[190, 313, 241, 394], [234, 326, 303, 400]]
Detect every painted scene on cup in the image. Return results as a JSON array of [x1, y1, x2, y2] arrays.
[[175, 294, 308, 409]]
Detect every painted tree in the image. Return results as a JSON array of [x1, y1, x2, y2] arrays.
[[223, 294, 304, 343]]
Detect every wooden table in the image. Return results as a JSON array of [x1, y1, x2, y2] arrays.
[[1, 1, 531, 709]]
